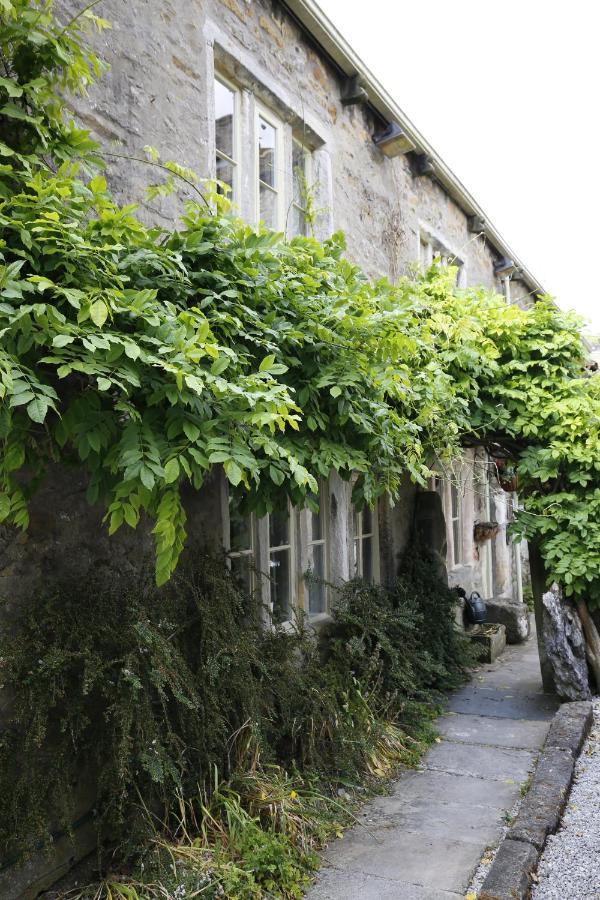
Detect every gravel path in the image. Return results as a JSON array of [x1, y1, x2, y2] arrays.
[[532, 698, 600, 900]]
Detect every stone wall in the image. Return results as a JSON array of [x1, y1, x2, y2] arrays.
[[59, 0, 529, 298], [0, 465, 227, 619], [0, 464, 230, 898], [53, 0, 530, 611]]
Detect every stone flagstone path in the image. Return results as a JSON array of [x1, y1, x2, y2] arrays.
[[305, 629, 558, 899]]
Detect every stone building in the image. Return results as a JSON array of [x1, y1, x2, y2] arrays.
[[1, 0, 539, 892], [58, 0, 536, 619]]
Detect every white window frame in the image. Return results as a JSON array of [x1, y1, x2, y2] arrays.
[[255, 102, 285, 230], [449, 481, 463, 568], [419, 235, 434, 270], [431, 471, 464, 570], [418, 227, 466, 288], [480, 473, 494, 599], [352, 503, 380, 583], [267, 503, 296, 622], [227, 509, 255, 593], [288, 137, 313, 238], [305, 483, 329, 615], [214, 73, 241, 205]]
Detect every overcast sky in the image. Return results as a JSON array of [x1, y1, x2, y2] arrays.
[[318, 0, 599, 334]]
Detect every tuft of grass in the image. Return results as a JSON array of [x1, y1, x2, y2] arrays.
[[519, 775, 532, 797], [56, 767, 355, 899]]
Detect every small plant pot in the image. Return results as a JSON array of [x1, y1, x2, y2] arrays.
[[473, 521, 500, 543], [499, 474, 518, 492]]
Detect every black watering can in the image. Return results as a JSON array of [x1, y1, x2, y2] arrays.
[[465, 590, 487, 625]]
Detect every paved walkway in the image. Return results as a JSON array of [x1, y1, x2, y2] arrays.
[[306, 629, 559, 899]]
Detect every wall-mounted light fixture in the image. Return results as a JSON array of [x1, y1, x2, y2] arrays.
[[494, 256, 516, 276], [468, 215, 486, 233], [372, 122, 415, 157], [341, 74, 368, 106], [414, 153, 435, 176]]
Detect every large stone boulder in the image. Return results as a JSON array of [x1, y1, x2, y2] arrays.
[[485, 595, 531, 644], [542, 586, 591, 702]]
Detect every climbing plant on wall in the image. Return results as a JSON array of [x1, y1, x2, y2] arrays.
[[0, 0, 598, 615]]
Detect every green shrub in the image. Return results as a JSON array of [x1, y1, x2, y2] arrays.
[[0, 548, 472, 869], [0, 557, 268, 855]]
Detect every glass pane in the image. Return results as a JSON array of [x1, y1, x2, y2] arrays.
[[362, 506, 373, 536], [311, 503, 323, 542], [451, 483, 460, 519], [231, 554, 252, 594], [259, 182, 277, 229], [216, 155, 234, 194], [269, 508, 289, 548], [289, 203, 307, 238], [215, 79, 234, 158], [270, 548, 290, 621], [229, 502, 251, 552], [352, 537, 359, 575], [362, 535, 373, 582], [308, 543, 326, 614], [258, 116, 276, 186], [452, 519, 461, 565], [292, 142, 306, 205]]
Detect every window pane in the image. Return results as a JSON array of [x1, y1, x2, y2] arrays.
[[292, 142, 306, 205], [231, 554, 252, 594], [259, 179, 277, 228], [420, 239, 431, 268], [269, 508, 289, 548], [452, 519, 461, 565], [215, 79, 234, 158], [362, 506, 373, 536], [308, 543, 326, 614], [352, 537, 359, 575], [311, 504, 324, 542], [216, 156, 234, 194], [362, 536, 373, 582], [270, 548, 291, 621], [259, 182, 277, 229], [451, 483, 460, 520], [289, 204, 307, 238], [229, 503, 251, 552], [258, 117, 276, 187]]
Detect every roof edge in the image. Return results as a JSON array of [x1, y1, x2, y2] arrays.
[[281, 0, 546, 298]]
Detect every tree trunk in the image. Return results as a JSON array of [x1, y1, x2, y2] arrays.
[[576, 598, 600, 693]]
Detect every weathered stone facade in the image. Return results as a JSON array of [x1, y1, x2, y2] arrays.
[[55, 0, 535, 590], [0, 0, 533, 616], [61, 0, 535, 301]]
